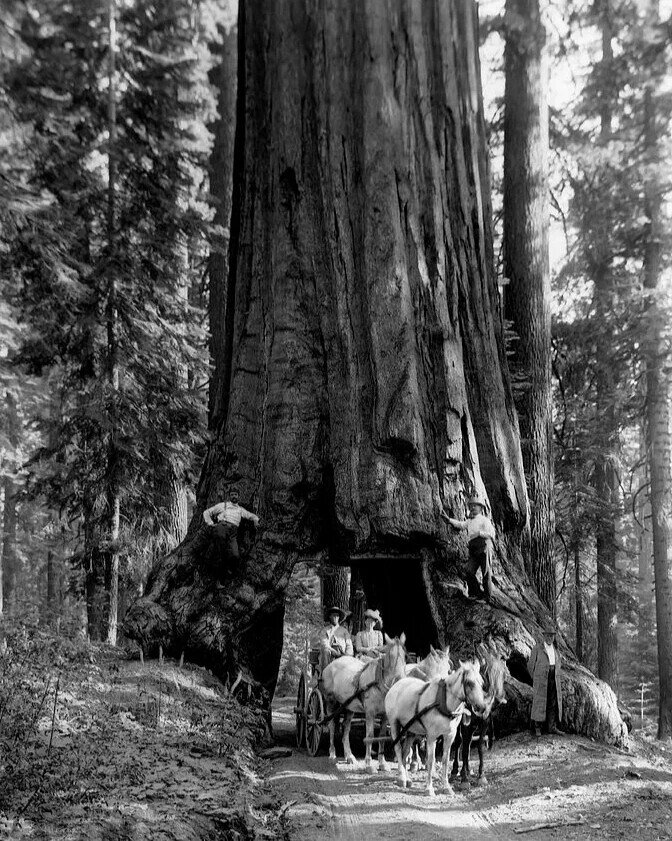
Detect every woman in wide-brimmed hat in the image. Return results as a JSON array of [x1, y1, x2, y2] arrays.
[[354, 608, 385, 660], [319, 606, 353, 671], [528, 621, 563, 737]]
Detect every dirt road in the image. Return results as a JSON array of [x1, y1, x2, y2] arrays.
[[269, 697, 672, 841], [270, 699, 511, 840]]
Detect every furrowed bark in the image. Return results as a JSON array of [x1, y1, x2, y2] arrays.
[[125, 0, 627, 745]]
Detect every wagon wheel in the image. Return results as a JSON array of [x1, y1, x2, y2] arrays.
[[306, 687, 325, 757], [295, 672, 307, 748]]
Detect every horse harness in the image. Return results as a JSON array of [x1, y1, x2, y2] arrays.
[[322, 657, 389, 724], [390, 677, 466, 748]]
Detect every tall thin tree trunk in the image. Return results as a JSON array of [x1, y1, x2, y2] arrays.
[[0, 486, 3, 616], [154, 240, 190, 559], [321, 564, 349, 616], [642, 0, 672, 740], [105, 0, 120, 646], [85, 503, 105, 641], [46, 550, 59, 628], [594, 0, 618, 691], [503, 0, 554, 611], [208, 10, 238, 431], [1, 391, 19, 612], [638, 447, 655, 660], [574, 539, 584, 663], [349, 565, 367, 635]]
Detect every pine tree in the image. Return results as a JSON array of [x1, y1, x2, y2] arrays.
[[5, 0, 216, 636]]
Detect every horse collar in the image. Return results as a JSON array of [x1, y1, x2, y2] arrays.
[[437, 677, 465, 719]]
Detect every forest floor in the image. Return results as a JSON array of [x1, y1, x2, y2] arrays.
[[0, 630, 289, 841], [270, 696, 672, 841], [3, 633, 672, 841]]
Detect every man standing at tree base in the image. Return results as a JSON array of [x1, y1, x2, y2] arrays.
[[528, 622, 563, 737]]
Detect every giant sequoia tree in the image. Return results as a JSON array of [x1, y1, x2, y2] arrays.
[[126, 0, 627, 744]]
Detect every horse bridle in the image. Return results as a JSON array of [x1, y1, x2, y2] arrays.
[[379, 641, 406, 692]]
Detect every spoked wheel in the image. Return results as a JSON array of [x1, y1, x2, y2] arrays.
[[295, 672, 307, 748], [306, 687, 325, 757]]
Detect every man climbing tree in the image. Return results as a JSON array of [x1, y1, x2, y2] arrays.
[[203, 487, 260, 567], [125, 0, 626, 744]]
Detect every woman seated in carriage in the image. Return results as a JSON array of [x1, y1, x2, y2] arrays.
[[354, 609, 385, 660]]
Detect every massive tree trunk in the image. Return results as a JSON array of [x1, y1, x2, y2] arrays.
[[125, 0, 627, 744], [642, 0, 672, 740], [503, 0, 554, 611]]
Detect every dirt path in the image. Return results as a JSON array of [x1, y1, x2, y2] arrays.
[[269, 697, 672, 841], [269, 698, 510, 840]]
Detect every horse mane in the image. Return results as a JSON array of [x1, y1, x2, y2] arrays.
[[476, 644, 508, 700]]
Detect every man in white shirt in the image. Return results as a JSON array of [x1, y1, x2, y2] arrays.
[[203, 488, 260, 563], [442, 495, 496, 601], [319, 607, 354, 671]]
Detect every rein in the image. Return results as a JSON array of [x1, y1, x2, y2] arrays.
[[390, 670, 470, 748], [378, 644, 406, 693], [322, 643, 405, 723]]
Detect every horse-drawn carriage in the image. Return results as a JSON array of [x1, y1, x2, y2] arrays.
[[294, 638, 508, 795], [294, 640, 416, 757], [295, 644, 402, 756]]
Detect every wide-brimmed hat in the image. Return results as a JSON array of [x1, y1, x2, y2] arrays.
[[325, 606, 349, 622], [542, 621, 556, 636], [468, 494, 487, 509], [364, 609, 382, 626]]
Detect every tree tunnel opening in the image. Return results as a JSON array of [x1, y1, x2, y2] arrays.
[[356, 557, 439, 658]]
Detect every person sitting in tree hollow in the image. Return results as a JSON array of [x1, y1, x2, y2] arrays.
[[203, 487, 259, 563], [441, 494, 495, 602], [354, 609, 384, 660]]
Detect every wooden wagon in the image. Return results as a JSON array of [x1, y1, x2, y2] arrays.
[[294, 646, 417, 756]]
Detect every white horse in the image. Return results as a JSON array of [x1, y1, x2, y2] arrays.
[[321, 633, 407, 773], [404, 645, 453, 771], [384, 659, 487, 796], [405, 644, 453, 680]]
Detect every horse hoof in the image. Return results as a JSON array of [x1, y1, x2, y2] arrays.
[[378, 762, 389, 774], [443, 784, 454, 795], [329, 752, 337, 762], [427, 788, 436, 798], [475, 775, 487, 787], [365, 764, 375, 775], [461, 780, 471, 791], [346, 755, 357, 766], [410, 762, 419, 772]]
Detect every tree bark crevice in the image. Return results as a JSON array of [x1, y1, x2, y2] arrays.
[[125, 0, 627, 746]]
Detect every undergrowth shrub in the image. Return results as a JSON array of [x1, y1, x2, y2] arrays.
[[0, 619, 97, 815]]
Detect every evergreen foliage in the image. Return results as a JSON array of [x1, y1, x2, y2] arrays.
[[0, 0, 220, 636]]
